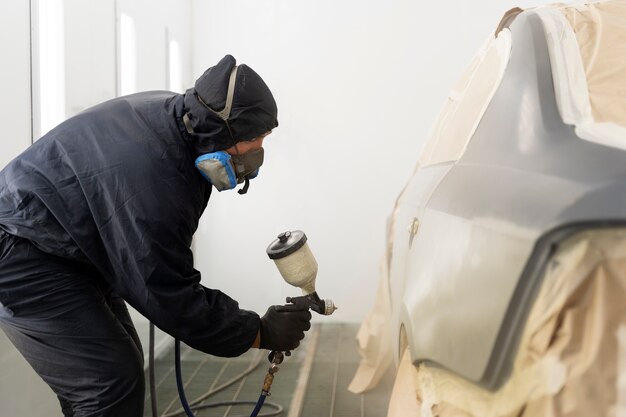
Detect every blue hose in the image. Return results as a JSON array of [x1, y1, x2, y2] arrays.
[[174, 339, 279, 417], [174, 339, 196, 417], [249, 394, 266, 417]]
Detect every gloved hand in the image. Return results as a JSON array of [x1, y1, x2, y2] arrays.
[[259, 305, 312, 351]]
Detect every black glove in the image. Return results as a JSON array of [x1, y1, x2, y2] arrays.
[[259, 305, 312, 351]]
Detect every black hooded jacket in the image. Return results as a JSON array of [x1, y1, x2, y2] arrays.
[[0, 56, 278, 357]]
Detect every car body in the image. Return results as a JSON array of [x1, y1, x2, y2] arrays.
[[382, 0, 626, 393]]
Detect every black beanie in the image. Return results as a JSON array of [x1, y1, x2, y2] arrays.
[[183, 55, 279, 153]]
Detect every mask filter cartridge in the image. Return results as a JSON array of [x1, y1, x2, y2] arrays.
[[195, 148, 264, 193]]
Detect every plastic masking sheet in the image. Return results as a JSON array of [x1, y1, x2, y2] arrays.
[[374, 228, 626, 417]]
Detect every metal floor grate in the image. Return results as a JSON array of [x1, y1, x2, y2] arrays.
[[144, 323, 393, 417]]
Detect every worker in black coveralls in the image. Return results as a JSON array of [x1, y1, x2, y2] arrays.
[[0, 55, 311, 416]]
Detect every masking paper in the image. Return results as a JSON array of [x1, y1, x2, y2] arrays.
[[348, 257, 393, 393], [418, 29, 511, 167], [538, 1, 626, 148], [560, 1, 626, 128]]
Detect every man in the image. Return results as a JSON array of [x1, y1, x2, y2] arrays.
[[0, 55, 311, 416]]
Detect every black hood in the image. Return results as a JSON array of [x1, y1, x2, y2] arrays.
[[182, 55, 279, 154]]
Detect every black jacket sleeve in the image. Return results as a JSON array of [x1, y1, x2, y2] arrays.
[[96, 162, 260, 357]]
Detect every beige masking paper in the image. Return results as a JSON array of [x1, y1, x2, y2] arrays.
[[560, 1, 626, 128], [348, 258, 393, 393]]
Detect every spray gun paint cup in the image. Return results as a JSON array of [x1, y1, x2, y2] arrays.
[[266, 231, 337, 315]]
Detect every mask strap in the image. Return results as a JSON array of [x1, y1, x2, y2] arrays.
[[214, 66, 238, 121], [183, 66, 239, 134], [196, 66, 238, 121], [182, 113, 195, 134]]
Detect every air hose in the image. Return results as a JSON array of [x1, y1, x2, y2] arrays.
[[147, 323, 283, 417]]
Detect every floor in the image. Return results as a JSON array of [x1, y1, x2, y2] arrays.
[[144, 323, 394, 417], [0, 328, 61, 416]]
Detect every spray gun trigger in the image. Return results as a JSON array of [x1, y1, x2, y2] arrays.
[[276, 292, 336, 316], [274, 302, 308, 313]]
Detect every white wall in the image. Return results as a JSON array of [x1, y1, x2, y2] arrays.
[[0, 2, 192, 415], [116, 0, 192, 94], [64, 0, 117, 116], [0, 1, 32, 168], [190, 0, 549, 322], [0, 3, 58, 415]]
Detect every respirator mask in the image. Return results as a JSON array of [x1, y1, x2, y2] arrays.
[[184, 65, 265, 195], [194, 147, 264, 194]]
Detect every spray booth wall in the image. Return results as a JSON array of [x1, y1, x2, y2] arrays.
[[189, 0, 548, 323], [0, 1, 191, 415]]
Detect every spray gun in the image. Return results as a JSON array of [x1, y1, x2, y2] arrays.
[[172, 230, 337, 417], [267, 230, 337, 316], [251, 230, 337, 414]]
